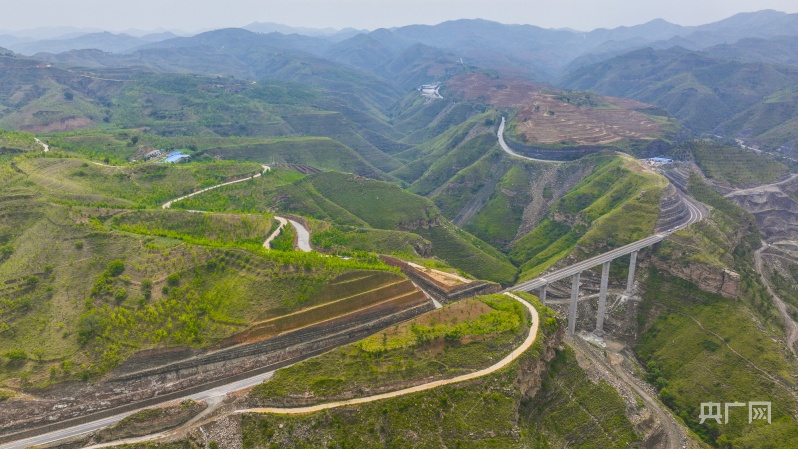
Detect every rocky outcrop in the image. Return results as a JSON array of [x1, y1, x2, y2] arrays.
[[652, 259, 740, 299], [516, 321, 564, 399], [396, 211, 442, 231]]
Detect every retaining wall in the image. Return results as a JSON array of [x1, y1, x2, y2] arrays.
[[380, 256, 501, 303]]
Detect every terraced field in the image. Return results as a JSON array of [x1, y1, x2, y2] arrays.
[[447, 72, 664, 145], [221, 272, 427, 345]]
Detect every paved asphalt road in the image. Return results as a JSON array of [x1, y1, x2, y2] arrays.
[[1, 130, 709, 447], [0, 372, 274, 449], [288, 219, 312, 252], [497, 117, 563, 164]]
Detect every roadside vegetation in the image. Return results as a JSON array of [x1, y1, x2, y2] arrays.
[[240, 294, 638, 448], [249, 294, 530, 406], [111, 209, 276, 250], [173, 168, 518, 284], [638, 174, 798, 447]]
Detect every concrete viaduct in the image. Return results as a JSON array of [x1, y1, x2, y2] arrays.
[[506, 233, 667, 336]]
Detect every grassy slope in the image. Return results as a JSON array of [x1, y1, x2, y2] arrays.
[[0, 129, 39, 154], [249, 294, 529, 405], [207, 138, 394, 181], [465, 164, 534, 246], [237, 294, 638, 449], [391, 112, 495, 183], [310, 224, 432, 259], [521, 346, 640, 448], [408, 133, 498, 196], [686, 140, 789, 188], [637, 174, 798, 447], [430, 148, 507, 220], [510, 153, 666, 281], [176, 169, 518, 284], [637, 271, 798, 446], [0, 155, 402, 386], [110, 210, 276, 250], [15, 154, 263, 208]]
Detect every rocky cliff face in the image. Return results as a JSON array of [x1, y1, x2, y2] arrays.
[[398, 212, 442, 231], [652, 258, 740, 299], [516, 323, 564, 399]]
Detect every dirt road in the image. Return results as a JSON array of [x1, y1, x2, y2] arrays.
[[162, 165, 269, 209], [235, 292, 538, 415], [288, 219, 312, 252], [570, 337, 690, 449], [755, 243, 798, 354], [34, 137, 49, 152]]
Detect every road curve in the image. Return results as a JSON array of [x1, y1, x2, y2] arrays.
[[4, 294, 537, 447], [162, 165, 270, 209], [723, 173, 798, 198], [288, 219, 312, 252], [497, 117, 563, 164], [263, 216, 288, 249], [34, 138, 49, 152], [235, 292, 539, 415]]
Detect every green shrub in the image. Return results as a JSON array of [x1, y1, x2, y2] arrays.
[[106, 260, 125, 277], [166, 273, 180, 286], [6, 350, 27, 362]]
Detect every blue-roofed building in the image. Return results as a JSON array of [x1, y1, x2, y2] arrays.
[[162, 151, 190, 163]]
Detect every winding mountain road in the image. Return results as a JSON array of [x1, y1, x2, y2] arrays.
[[0, 126, 712, 446], [723, 173, 798, 198], [263, 216, 288, 249], [235, 292, 538, 415], [161, 165, 270, 209], [0, 294, 538, 448], [288, 218, 312, 252], [497, 117, 563, 164]]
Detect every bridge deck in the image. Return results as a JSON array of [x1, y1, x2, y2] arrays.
[[508, 233, 667, 292]]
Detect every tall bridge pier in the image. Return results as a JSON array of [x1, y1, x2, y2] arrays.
[[509, 235, 665, 336]]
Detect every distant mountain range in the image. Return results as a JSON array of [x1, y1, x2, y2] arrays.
[[6, 9, 798, 76], [6, 9, 798, 152]]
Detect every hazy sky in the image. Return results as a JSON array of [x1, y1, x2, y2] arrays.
[[2, 0, 798, 33]]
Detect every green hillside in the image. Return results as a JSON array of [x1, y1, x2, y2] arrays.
[[172, 169, 517, 284], [510, 153, 666, 280], [465, 164, 534, 245], [634, 174, 798, 447], [0, 152, 410, 386], [15, 155, 263, 208], [681, 140, 789, 188], [238, 294, 639, 448], [0, 129, 40, 157], [208, 138, 393, 181]]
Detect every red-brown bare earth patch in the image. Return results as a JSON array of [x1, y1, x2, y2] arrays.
[[447, 72, 663, 145]]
